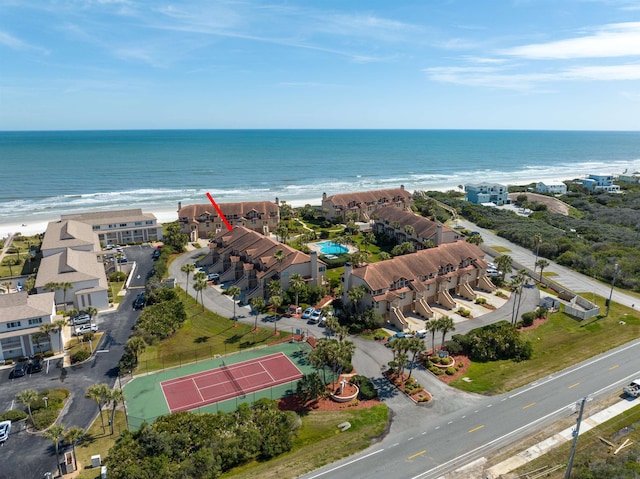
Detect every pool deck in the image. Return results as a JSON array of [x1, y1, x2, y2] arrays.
[[307, 241, 358, 256]]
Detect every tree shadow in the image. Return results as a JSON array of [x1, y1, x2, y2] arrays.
[[371, 376, 400, 400], [194, 336, 210, 344]]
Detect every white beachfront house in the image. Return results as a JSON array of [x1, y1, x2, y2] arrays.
[[61, 208, 162, 245], [536, 181, 567, 195], [35, 220, 109, 311], [464, 183, 510, 206], [0, 292, 60, 360]]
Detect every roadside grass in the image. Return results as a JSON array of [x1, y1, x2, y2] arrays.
[[137, 289, 291, 373], [490, 246, 511, 253], [66, 332, 104, 358], [450, 295, 640, 394], [75, 410, 127, 479], [511, 403, 640, 479], [108, 281, 125, 304], [221, 404, 389, 479]]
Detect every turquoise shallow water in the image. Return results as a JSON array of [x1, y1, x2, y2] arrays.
[[1, 129, 640, 225]]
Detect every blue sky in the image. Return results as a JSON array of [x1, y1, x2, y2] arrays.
[[1, 0, 640, 130]]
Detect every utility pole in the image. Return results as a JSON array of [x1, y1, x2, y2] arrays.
[[565, 396, 588, 479], [605, 263, 619, 317]]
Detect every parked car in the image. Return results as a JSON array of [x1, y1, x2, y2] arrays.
[[73, 324, 98, 336], [310, 309, 323, 323], [118, 256, 128, 263], [133, 293, 146, 310], [152, 249, 161, 260], [207, 273, 220, 282], [301, 307, 314, 319], [0, 420, 11, 443], [71, 313, 91, 325], [27, 357, 43, 374], [11, 360, 28, 378]]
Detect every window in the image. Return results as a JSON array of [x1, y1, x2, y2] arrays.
[[28, 318, 43, 325], [6, 321, 21, 329], [92, 225, 100, 230], [119, 223, 127, 227], [135, 222, 142, 226], [146, 220, 154, 225]]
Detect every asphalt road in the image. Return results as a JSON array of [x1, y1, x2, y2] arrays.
[[301, 338, 640, 479], [0, 244, 156, 479]]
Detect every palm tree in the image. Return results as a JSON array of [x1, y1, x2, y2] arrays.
[[250, 296, 265, 331], [39, 322, 57, 353], [532, 233, 543, 271], [269, 294, 283, 334], [289, 273, 305, 307], [495, 255, 513, 282], [1, 257, 20, 276], [227, 286, 242, 320], [1, 281, 11, 293], [54, 318, 68, 352], [362, 232, 376, 253], [86, 383, 110, 433], [439, 316, 455, 348], [44, 281, 60, 307], [86, 306, 98, 330], [16, 389, 38, 426], [536, 259, 550, 283], [181, 263, 196, 297], [509, 273, 526, 325], [64, 426, 85, 470], [347, 285, 366, 314], [426, 319, 439, 354], [108, 389, 125, 435], [193, 279, 207, 311], [59, 281, 74, 312], [378, 252, 391, 261], [466, 234, 483, 245], [42, 424, 65, 477], [125, 336, 146, 366], [273, 249, 286, 286], [406, 337, 425, 380]]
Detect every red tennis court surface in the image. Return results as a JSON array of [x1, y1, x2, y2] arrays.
[[161, 352, 303, 413]]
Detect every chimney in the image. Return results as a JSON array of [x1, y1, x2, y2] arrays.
[[275, 197, 279, 205], [322, 192, 327, 201], [178, 201, 182, 212], [400, 185, 404, 190], [436, 223, 443, 246], [310, 250, 318, 285]]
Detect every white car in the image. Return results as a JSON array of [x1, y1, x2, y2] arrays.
[[0, 420, 11, 443], [73, 324, 98, 336], [310, 309, 323, 323]]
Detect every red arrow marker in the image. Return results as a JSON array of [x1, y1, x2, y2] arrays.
[[206, 192, 232, 231]]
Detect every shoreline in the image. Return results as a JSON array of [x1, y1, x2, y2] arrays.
[[0, 174, 587, 240]]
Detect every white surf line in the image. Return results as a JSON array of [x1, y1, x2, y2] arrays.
[[509, 340, 640, 399], [306, 449, 385, 479]]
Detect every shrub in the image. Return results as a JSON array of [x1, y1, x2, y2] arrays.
[[32, 408, 58, 431], [444, 340, 463, 355], [446, 367, 456, 375], [109, 271, 127, 282], [429, 365, 444, 375], [458, 308, 471, 318], [350, 375, 378, 400], [4, 359, 14, 365], [43, 350, 54, 358], [71, 349, 90, 364], [521, 311, 536, 327], [475, 297, 487, 305], [0, 409, 27, 422]]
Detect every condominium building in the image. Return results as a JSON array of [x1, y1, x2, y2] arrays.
[[61, 209, 162, 245]]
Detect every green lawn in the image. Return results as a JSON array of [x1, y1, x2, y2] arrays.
[[221, 405, 389, 479], [450, 295, 640, 394], [75, 410, 127, 479], [136, 290, 291, 373]]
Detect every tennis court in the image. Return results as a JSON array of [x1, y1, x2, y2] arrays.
[[124, 341, 314, 429], [161, 352, 302, 413]]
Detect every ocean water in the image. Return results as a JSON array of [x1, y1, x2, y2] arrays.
[[1, 129, 640, 229]]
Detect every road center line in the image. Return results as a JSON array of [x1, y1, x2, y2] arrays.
[[408, 450, 427, 460], [609, 364, 619, 370], [469, 425, 485, 433], [523, 402, 536, 409], [568, 382, 580, 389]]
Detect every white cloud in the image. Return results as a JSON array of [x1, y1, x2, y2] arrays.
[[500, 22, 640, 59], [0, 30, 49, 54]]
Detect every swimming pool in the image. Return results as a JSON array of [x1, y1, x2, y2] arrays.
[[316, 241, 349, 255]]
